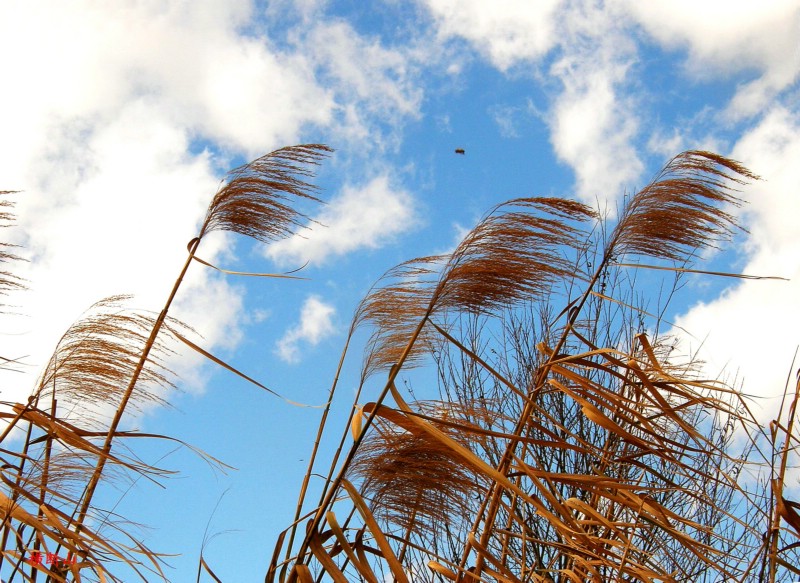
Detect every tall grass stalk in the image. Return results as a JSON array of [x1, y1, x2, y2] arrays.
[[270, 151, 800, 583]]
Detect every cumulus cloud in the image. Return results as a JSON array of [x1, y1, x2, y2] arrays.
[[671, 106, 800, 419], [420, 0, 798, 207], [545, 4, 644, 204], [619, 0, 800, 119], [422, 0, 563, 70], [265, 174, 417, 266], [548, 52, 642, 202], [0, 2, 333, 159], [0, 0, 422, 412], [304, 20, 423, 119], [275, 295, 337, 364], [0, 100, 241, 401], [419, 0, 645, 204]]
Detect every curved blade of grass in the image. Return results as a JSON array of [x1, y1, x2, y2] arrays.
[[173, 330, 324, 408], [192, 255, 309, 280]]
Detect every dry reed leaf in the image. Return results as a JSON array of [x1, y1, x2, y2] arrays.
[[288, 563, 314, 583], [340, 479, 410, 583], [363, 400, 577, 454], [427, 560, 458, 580], [0, 489, 39, 526], [307, 528, 349, 583], [10, 404, 146, 475], [350, 406, 363, 441], [353, 529, 377, 578], [198, 555, 224, 583], [325, 510, 379, 583], [191, 254, 309, 279], [172, 329, 322, 407], [467, 532, 524, 583], [612, 261, 788, 280], [774, 480, 800, 537]]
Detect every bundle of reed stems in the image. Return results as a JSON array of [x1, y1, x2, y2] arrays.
[[1, 148, 797, 583]]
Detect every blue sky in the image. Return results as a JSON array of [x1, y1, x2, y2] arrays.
[[1, 0, 799, 580]]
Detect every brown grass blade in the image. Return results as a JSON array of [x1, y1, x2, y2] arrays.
[[307, 528, 349, 583], [198, 555, 224, 583], [467, 532, 523, 583], [172, 329, 323, 408], [289, 563, 314, 583], [427, 560, 458, 580], [325, 510, 379, 583], [612, 261, 789, 281], [191, 254, 309, 279], [340, 479, 409, 583], [9, 404, 156, 477]]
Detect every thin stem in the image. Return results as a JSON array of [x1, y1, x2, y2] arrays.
[[72, 237, 201, 537], [283, 330, 354, 565], [462, 250, 611, 579], [768, 373, 800, 582], [291, 307, 435, 570]]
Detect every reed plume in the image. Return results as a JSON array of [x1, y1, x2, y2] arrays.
[[73, 144, 332, 547], [272, 151, 796, 583], [0, 145, 331, 582]]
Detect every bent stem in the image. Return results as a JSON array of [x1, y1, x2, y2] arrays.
[[283, 330, 354, 565], [291, 309, 435, 570], [768, 372, 800, 582], [460, 250, 611, 578], [72, 237, 201, 536]]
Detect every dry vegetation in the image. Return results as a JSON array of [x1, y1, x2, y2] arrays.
[[1, 148, 798, 582]]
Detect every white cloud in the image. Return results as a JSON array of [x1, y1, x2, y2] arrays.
[[547, 4, 643, 204], [0, 100, 241, 403], [265, 174, 417, 266], [548, 60, 642, 203], [0, 0, 420, 413], [619, 0, 800, 119], [419, 0, 798, 206], [421, 0, 564, 70], [275, 295, 336, 364], [419, 0, 645, 204], [646, 128, 687, 159], [490, 105, 521, 138], [671, 106, 800, 420], [297, 19, 424, 147], [0, 2, 333, 160]]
